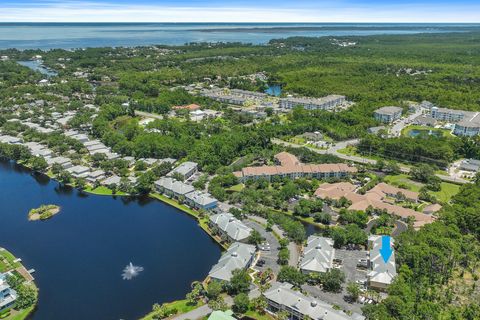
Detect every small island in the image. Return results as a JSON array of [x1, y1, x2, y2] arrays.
[[28, 205, 61, 221]]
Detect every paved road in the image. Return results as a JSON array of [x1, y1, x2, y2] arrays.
[[243, 220, 281, 274], [271, 138, 468, 184], [172, 304, 212, 320], [390, 109, 422, 136]]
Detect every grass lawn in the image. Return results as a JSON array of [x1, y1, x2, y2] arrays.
[[431, 182, 461, 203], [336, 146, 358, 156], [141, 299, 203, 320], [84, 186, 127, 196], [384, 174, 461, 203], [244, 310, 275, 320], [226, 184, 245, 192], [6, 306, 35, 320], [0, 249, 22, 273], [384, 174, 423, 192]]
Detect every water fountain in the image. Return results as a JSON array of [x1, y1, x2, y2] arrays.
[[121, 262, 144, 280]]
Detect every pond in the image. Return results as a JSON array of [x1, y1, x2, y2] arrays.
[[17, 60, 58, 77], [408, 129, 443, 138], [0, 160, 221, 320], [265, 84, 282, 97]]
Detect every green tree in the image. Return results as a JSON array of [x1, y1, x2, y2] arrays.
[[228, 269, 251, 295], [347, 282, 361, 301], [248, 229, 264, 245], [277, 266, 306, 287], [206, 281, 223, 300], [233, 293, 250, 314]]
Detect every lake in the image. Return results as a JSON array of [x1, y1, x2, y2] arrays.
[[0, 160, 221, 320], [0, 23, 477, 50]]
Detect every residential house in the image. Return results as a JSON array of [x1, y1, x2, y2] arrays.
[[46, 156, 73, 169], [208, 242, 256, 282], [67, 165, 90, 178], [209, 213, 252, 242], [86, 170, 106, 183], [0, 272, 18, 312]]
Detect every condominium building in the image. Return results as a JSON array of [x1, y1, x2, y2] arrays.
[[299, 236, 335, 274], [209, 213, 252, 242], [373, 106, 402, 123], [263, 282, 365, 320], [279, 95, 346, 111], [367, 236, 397, 291], [167, 161, 198, 180], [233, 152, 357, 182], [208, 242, 256, 282]]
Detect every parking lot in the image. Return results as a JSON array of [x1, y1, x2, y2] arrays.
[[243, 219, 281, 274], [302, 248, 368, 314]]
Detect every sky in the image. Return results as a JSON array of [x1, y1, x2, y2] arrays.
[[0, 0, 479, 23]]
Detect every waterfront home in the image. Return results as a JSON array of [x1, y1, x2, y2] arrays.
[[184, 190, 218, 211], [154, 177, 195, 199], [167, 161, 198, 180], [101, 175, 121, 186], [299, 236, 335, 274], [279, 95, 346, 111], [373, 106, 402, 123], [234, 152, 357, 182], [67, 165, 90, 178], [367, 236, 397, 292], [0, 272, 18, 312], [208, 242, 256, 282], [263, 282, 365, 320], [46, 156, 73, 169], [86, 170, 106, 183], [209, 213, 252, 243]]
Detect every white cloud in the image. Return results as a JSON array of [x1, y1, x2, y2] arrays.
[[0, 1, 479, 22]]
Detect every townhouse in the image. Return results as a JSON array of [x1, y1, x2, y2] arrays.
[[263, 282, 365, 320], [208, 242, 256, 282], [299, 236, 335, 274], [209, 213, 252, 243], [367, 236, 397, 291]]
